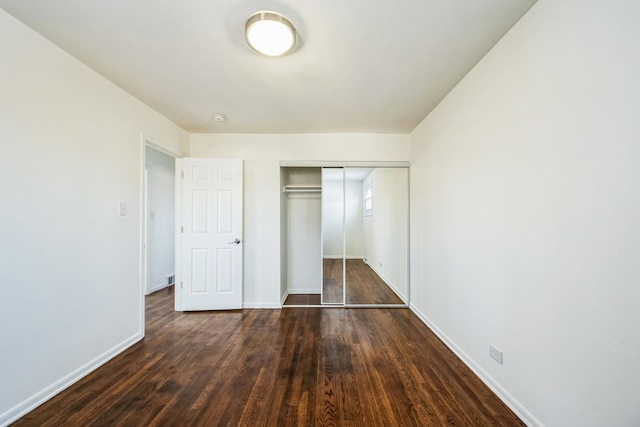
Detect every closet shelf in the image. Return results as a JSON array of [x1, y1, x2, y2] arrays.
[[283, 185, 322, 193]]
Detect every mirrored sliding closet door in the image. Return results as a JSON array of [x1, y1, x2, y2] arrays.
[[321, 167, 409, 307], [321, 168, 345, 304]]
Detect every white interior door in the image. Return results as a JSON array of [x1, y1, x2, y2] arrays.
[[179, 158, 243, 310]]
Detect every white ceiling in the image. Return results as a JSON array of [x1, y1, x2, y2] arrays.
[[0, 0, 536, 134]]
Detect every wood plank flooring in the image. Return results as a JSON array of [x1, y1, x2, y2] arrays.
[[14, 287, 524, 426], [321, 258, 404, 305], [322, 258, 343, 304], [345, 259, 404, 305], [283, 293, 321, 305]]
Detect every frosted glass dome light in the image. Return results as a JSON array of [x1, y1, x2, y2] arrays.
[[245, 11, 296, 57]]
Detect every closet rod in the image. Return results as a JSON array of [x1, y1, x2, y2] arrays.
[[282, 185, 322, 193]]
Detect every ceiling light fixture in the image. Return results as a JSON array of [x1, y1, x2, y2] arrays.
[[211, 113, 227, 122], [245, 11, 296, 57]]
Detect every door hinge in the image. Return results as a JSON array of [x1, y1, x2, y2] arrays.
[[181, 171, 184, 179], [180, 282, 183, 289], [180, 226, 184, 233]]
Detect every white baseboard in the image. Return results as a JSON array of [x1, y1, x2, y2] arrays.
[[146, 282, 170, 295], [281, 290, 289, 306], [367, 263, 408, 304], [323, 255, 363, 260], [0, 332, 143, 427], [287, 289, 321, 294], [409, 304, 541, 427], [242, 302, 282, 309]]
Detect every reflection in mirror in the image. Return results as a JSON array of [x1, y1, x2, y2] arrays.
[[344, 168, 408, 305], [321, 168, 344, 304]]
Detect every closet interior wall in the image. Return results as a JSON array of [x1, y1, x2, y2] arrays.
[[280, 167, 322, 303]]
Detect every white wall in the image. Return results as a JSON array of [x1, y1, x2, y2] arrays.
[[322, 176, 365, 259], [0, 10, 187, 425], [344, 180, 364, 258], [190, 134, 410, 307], [409, 0, 640, 425], [287, 195, 322, 293], [145, 147, 176, 294], [362, 168, 409, 301], [321, 174, 344, 258]]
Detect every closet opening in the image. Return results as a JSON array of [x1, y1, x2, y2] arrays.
[[280, 162, 409, 308]]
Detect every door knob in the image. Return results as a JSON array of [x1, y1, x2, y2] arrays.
[[229, 238, 241, 244]]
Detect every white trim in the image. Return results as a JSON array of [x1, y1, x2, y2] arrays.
[[280, 290, 289, 306], [142, 168, 149, 295], [0, 333, 143, 427], [409, 304, 542, 427], [342, 170, 346, 305], [406, 169, 411, 305], [146, 139, 183, 159], [138, 131, 183, 320], [243, 302, 282, 309], [280, 160, 409, 168], [320, 167, 325, 305], [344, 304, 407, 308], [138, 133, 146, 337], [323, 255, 364, 260], [287, 289, 321, 294], [174, 158, 183, 311], [366, 262, 407, 304], [147, 283, 171, 295]]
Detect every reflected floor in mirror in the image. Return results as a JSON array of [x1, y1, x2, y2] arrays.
[[344, 259, 404, 305], [321, 258, 404, 305], [283, 293, 321, 305], [322, 258, 344, 304], [284, 259, 405, 306]]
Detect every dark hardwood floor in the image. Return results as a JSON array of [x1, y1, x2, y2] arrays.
[[322, 258, 343, 304], [283, 293, 321, 305], [345, 259, 404, 305], [14, 287, 524, 426], [321, 258, 405, 305]]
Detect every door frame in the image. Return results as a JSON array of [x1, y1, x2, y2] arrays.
[[139, 133, 183, 336], [142, 167, 149, 295]]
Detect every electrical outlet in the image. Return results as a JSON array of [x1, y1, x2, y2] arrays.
[[489, 345, 503, 365], [119, 202, 127, 216]]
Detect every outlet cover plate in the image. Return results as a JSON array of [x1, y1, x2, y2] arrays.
[[489, 345, 503, 364]]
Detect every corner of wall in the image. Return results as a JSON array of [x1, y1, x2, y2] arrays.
[[409, 303, 542, 427], [0, 333, 143, 427]]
